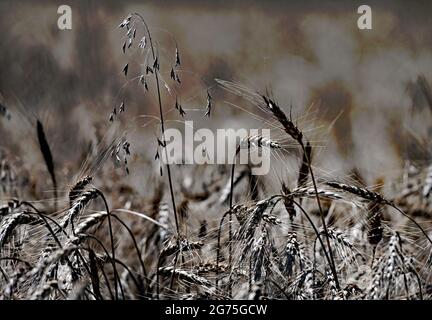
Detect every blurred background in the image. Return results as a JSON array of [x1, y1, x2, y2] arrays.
[[1, 0, 432, 190]]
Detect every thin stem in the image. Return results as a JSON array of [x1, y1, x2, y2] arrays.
[[228, 161, 236, 299], [216, 210, 230, 291], [111, 214, 148, 291], [24, 207, 84, 280], [301, 141, 339, 289], [389, 204, 432, 246], [411, 269, 423, 300], [132, 12, 179, 235], [169, 251, 180, 290], [132, 13, 182, 291], [0, 266, 8, 281], [292, 199, 336, 280], [156, 254, 162, 299], [95, 189, 119, 300], [112, 258, 145, 299], [82, 233, 125, 300]]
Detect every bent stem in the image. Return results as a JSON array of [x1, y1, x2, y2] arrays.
[[301, 141, 339, 289], [156, 253, 163, 299], [227, 162, 236, 298], [95, 189, 119, 300], [389, 203, 432, 246], [132, 12, 179, 235], [227, 146, 240, 298], [83, 233, 126, 300], [216, 210, 230, 293], [132, 13, 182, 293], [23, 203, 86, 280], [131, 13, 182, 296], [292, 199, 337, 283], [112, 214, 149, 293]]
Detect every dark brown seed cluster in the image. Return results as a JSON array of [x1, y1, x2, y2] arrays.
[[326, 181, 388, 203], [262, 95, 303, 144]]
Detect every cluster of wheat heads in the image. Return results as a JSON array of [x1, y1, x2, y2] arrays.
[[0, 13, 431, 300]]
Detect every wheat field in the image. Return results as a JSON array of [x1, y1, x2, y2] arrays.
[[0, 2, 432, 300]]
